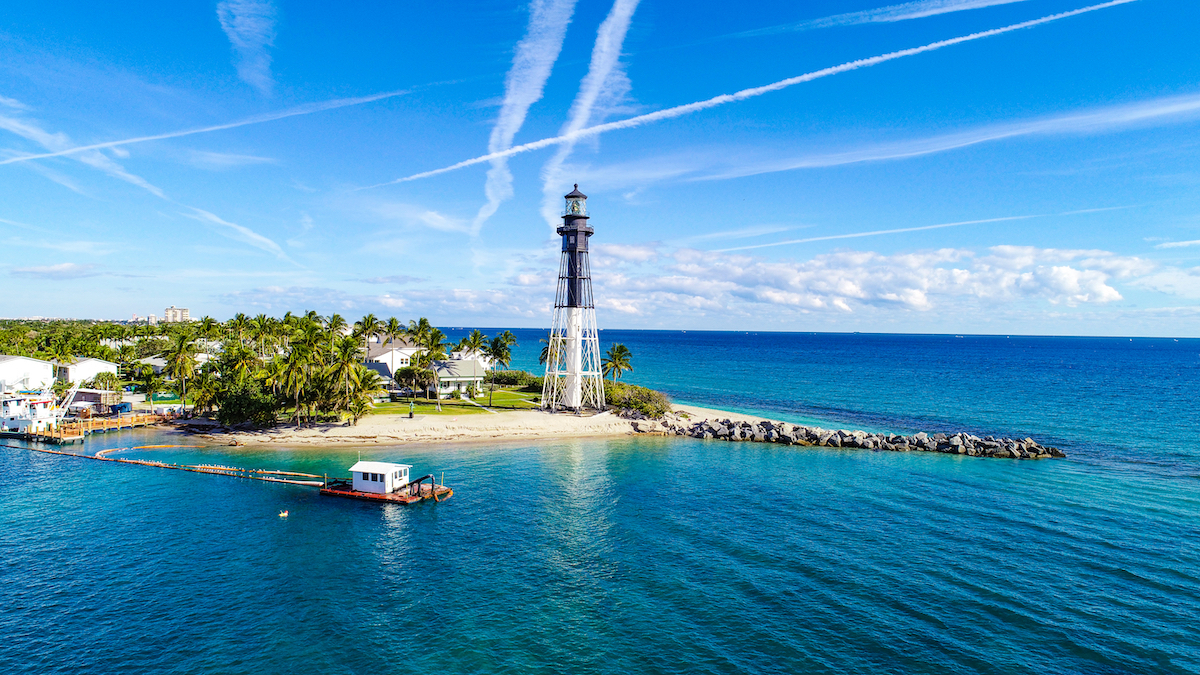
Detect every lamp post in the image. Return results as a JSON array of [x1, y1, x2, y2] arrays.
[[542, 185, 605, 412]]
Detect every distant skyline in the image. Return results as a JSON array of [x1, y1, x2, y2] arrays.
[[2, 0, 1199, 335]]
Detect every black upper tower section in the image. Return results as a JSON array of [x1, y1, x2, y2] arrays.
[[556, 184, 594, 308]]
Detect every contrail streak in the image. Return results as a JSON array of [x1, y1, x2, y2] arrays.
[[540, 0, 640, 229], [472, 0, 577, 235], [0, 90, 407, 166], [366, 0, 1136, 189], [714, 205, 1134, 252], [715, 216, 1038, 252]]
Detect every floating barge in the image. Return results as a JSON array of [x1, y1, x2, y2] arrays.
[[319, 460, 452, 504]]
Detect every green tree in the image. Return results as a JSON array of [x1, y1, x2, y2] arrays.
[[165, 332, 199, 415], [485, 335, 513, 407], [457, 329, 488, 357], [355, 313, 382, 356], [602, 343, 633, 382]]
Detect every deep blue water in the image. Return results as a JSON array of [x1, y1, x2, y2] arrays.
[[2, 331, 1199, 673]]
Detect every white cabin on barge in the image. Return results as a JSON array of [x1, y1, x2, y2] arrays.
[[1, 392, 57, 434], [349, 461, 412, 494]]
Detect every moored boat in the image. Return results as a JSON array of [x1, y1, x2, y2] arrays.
[[319, 460, 452, 504]]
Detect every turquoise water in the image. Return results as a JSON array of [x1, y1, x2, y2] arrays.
[[3, 333, 1200, 673]]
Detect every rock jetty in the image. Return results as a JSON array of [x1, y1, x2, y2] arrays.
[[624, 410, 1064, 460]]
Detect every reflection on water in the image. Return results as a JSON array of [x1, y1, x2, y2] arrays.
[[1, 428, 1198, 673]]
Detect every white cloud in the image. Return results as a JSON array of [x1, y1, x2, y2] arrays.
[[371, 202, 470, 233], [593, 242, 658, 263], [11, 262, 99, 279], [1134, 267, 1200, 299], [585, 245, 1153, 318], [0, 95, 30, 111], [182, 207, 293, 263], [1155, 239, 1200, 249], [361, 275, 424, 285], [217, 0, 278, 95], [0, 111, 167, 197], [185, 150, 275, 170]]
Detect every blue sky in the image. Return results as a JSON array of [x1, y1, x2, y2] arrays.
[[2, 0, 1199, 335]]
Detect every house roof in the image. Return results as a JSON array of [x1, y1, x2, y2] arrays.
[[60, 357, 118, 367], [350, 460, 412, 473], [366, 340, 420, 359], [0, 355, 53, 367], [433, 359, 486, 379], [362, 362, 393, 379]]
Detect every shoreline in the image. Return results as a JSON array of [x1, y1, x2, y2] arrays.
[[171, 403, 1063, 459]]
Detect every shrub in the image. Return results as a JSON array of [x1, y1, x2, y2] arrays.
[[490, 370, 543, 387], [217, 379, 281, 427], [604, 380, 671, 418]]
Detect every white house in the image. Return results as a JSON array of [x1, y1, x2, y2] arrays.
[[349, 461, 412, 494], [366, 341, 421, 374], [432, 359, 487, 398], [55, 357, 119, 384], [450, 349, 494, 369], [0, 355, 55, 392], [136, 353, 211, 375]]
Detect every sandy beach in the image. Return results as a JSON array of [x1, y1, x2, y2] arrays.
[[189, 409, 641, 446], [179, 403, 781, 448]]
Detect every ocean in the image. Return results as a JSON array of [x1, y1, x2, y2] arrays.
[[2, 331, 1198, 673]]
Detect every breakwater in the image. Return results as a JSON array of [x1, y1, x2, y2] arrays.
[[629, 411, 1065, 459]]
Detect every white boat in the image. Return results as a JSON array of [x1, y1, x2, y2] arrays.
[[0, 391, 58, 436]]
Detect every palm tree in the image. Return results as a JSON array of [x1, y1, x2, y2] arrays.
[[415, 328, 448, 411], [283, 344, 313, 427], [138, 367, 165, 412], [327, 314, 348, 352], [355, 313, 382, 355], [602, 343, 633, 382], [539, 334, 560, 367], [328, 335, 365, 410], [457, 329, 488, 359], [485, 336, 513, 407], [197, 316, 220, 358], [406, 317, 433, 346], [228, 313, 251, 347], [384, 317, 404, 348], [250, 314, 271, 357], [164, 332, 199, 416]]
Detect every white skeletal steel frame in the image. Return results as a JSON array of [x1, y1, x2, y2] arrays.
[[542, 251, 605, 411]]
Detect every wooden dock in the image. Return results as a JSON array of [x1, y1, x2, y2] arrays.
[[32, 414, 167, 444]]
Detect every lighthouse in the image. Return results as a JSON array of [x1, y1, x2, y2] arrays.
[[542, 185, 605, 411]]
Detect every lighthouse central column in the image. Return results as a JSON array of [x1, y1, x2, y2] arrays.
[[565, 307, 583, 408]]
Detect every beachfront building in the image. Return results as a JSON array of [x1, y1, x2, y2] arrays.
[[361, 362, 394, 389], [366, 341, 421, 374], [432, 359, 486, 398], [450, 348, 494, 369], [0, 355, 55, 392], [350, 461, 412, 494], [55, 357, 119, 384], [163, 306, 190, 323], [542, 185, 605, 411], [136, 353, 211, 375]]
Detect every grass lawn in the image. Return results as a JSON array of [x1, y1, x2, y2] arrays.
[[370, 388, 540, 416]]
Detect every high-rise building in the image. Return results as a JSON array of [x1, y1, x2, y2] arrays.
[[163, 306, 190, 323], [542, 185, 605, 411]]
